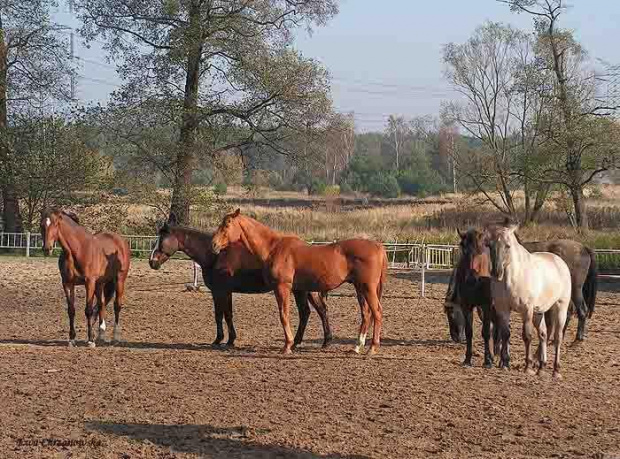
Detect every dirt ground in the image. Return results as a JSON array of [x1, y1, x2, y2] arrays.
[[1, 257, 619, 459]]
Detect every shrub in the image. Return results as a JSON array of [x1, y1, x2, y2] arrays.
[[322, 185, 340, 196], [367, 173, 400, 198], [309, 179, 327, 195], [213, 182, 227, 195]]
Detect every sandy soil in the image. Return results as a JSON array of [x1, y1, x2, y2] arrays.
[[0, 257, 619, 459]]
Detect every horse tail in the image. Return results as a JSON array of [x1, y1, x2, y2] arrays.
[[104, 280, 116, 303], [378, 247, 388, 301], [583, 247, 598, 319]]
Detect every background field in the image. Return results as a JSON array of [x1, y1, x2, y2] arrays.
[[1, 258, 619, 458]]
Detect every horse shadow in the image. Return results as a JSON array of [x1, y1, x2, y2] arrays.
[[86, 421, 370, 458]]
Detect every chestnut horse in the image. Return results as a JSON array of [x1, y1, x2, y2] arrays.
[[149, 216, 332, 348], [40, 210, 130, 347], [211, 209, 388, 355]]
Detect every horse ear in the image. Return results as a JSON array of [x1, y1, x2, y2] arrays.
[[233, 208, 241, 217], [168, 212, 178, 226]]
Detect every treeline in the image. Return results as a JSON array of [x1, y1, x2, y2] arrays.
[[240, 115, 461, 198]]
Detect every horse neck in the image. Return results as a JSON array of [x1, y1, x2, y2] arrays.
[[504, 239, 531, 280], [56, 219, 89, 261], [238, 217, 280, 262], [174, 227, 214, 267]]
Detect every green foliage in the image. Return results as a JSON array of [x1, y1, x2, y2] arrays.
[[309, 179, 327, 195], [213, 182, 227, 196], [367, 173, 400, 198]]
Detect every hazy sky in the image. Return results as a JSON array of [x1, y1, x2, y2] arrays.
[[53, 0, 620, 132]]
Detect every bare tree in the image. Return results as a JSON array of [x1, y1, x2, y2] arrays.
[[443, 21, 553, 222], [500, 0, 620, 228]]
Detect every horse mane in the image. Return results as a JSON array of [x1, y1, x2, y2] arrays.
[[42, 208, 80, 225], [167, 224, 213, 243]]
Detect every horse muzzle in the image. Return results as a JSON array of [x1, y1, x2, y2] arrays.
[[211, 242, 221, 255], [149, 259, 161, 270], [43, 247, 52, 257]]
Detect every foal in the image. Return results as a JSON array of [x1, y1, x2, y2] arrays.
[[486, 223, 572, 378], [41, 210, 130, 347]]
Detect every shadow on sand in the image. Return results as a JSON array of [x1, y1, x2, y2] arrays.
[[86, 421, 370, 459]]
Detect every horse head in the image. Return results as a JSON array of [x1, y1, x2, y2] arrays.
[[211, 208, 241, 255], [485, 221, 519, 281], [149, 221, 179, 269], [40, 209, 65, 256], [457, 228, 489, 280]]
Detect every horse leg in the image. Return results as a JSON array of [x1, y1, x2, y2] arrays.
[[84, 280, 97, 347], [573, 289, 587, 342], [553, 303, 569, 380], [96, 286, 108, 344], [308, 292, 333, 348], [353, 291, 371, 354], [491, 306, 500, 359], [274, 283, 294, 354], [522, 309, 535, 375], [534, 312, 548, 375], [481, 303, 493, 368], [462, 305, 474, 367], [363, 284, 383, 355], [223, 292, 236, 347], [211, 292, 226, 346], [63, 283, 76, 347], [496, 310, 511, 369], [112, 275, 126, 344], [292, 291, 310, 349]]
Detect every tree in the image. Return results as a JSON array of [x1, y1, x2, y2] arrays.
[[0, 0, 73, 231], [76, 0, 338, 224], [443, 21, 553, 223], [500, 0, 620, 228], [8, 113, 107, 229], [385, 115, 410, 170]]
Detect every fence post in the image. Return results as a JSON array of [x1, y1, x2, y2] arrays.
[[26, 232, 31, 258], [421, 244, 426, 298]]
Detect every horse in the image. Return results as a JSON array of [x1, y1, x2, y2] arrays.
[[211, 209, 388, 355], [446, 228, 498, 367], [40, 209, 130, 347], [446, 235, 597, 343], [515, 237, 597, 341], [486, 223, 572, 378], [148, 215, 332, 349]]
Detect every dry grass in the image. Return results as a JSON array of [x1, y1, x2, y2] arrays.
[[113, 185, 620, 248]]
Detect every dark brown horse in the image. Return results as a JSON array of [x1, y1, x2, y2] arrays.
[[148, 215, 332, 348], [211, 209, 388, 355], [41, 209, 130, 347], [447, 228, 497, 367]]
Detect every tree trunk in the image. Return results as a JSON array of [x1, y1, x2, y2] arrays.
[[169, 3, 202, 225], [570, 185, 588, 230], [0, 27, 22, 232]]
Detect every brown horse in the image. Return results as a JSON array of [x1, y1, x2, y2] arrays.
[[40, 209, 130, 347], [211, 209, 388, 355], [148, 215, 332, 348]]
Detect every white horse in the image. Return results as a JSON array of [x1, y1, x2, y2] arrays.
[[486, 223, 572, 379]]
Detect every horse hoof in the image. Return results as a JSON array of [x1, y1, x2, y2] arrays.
[[367, 346, 379, 356], [525, 368, 536, 376], [352, 346, 363, 354], [552, 371, 562, 380], [87, 341, 96, 348], [462, 361, 473, 368], [280, 347, 293, 355], [483, 362, 493, 369], [225, 342, 235, 349], [68, 340, 76, 348]]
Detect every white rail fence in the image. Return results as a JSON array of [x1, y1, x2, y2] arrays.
[[2, 232, 619, 297]]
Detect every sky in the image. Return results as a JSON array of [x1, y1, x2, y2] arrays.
[[52, 0, 620, 132]]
